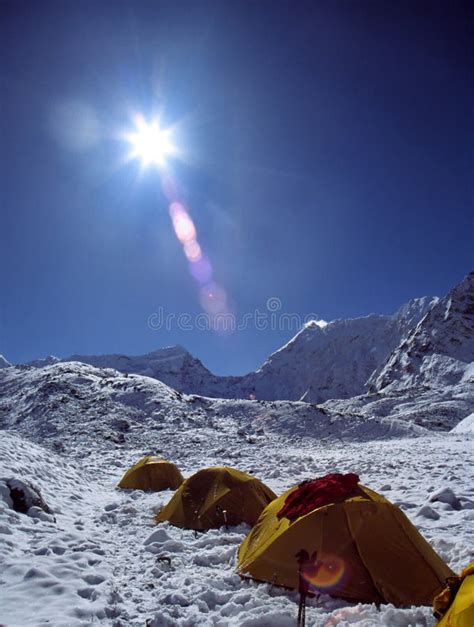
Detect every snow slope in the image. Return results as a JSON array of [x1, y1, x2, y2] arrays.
[[0, 362, 428, 448], [0, 361, 472, 626], [58, 296, 436, 403], [451, 412, 474, 434], [323, 378, 474, 432]]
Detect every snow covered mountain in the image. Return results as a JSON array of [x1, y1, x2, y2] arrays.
[[0, 361, 428, 450], [64, 345, 225, 396], [58, 296, 437, 403], [369, 271, 474, 392], [8, 271, 472, 409], [321, 272, 474, 431], [239, 296, 437, 403]]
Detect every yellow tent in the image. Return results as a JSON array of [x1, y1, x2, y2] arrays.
[[118, 456, 183, 492], [434, 562, 474, 627], [237, 475, 454, 606], [155, 466, 277, 530]]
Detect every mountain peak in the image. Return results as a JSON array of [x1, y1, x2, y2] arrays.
[[0, 355, 12, 369], [24, 355, 60, 368], [144, 345, 193, 359], [304, 319, 329, 330], [371, 270, 474, 392]]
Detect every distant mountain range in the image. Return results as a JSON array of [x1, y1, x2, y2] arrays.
[[20, 296, 436, 403], [6, 270, 472, 407]]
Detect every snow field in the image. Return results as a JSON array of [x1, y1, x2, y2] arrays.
[[1, 424, 472, 626]]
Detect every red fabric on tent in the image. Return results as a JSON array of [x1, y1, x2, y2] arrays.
[[277, 473, 360, 522]]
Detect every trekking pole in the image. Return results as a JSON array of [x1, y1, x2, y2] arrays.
[[295, 549, 310, 627], [297, 589, 306, 627]]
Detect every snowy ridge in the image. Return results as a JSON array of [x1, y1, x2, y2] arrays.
[[0, 361, 428, 449], [0, 354, 12, 369], [370, 271, 474, 392], [24, 354, 60, 368], [313, 272, 474, 431], [243, 296, 437, 403], [51, 296, 437, 403], [64, 345, 241, 399]]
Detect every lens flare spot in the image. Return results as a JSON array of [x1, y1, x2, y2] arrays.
[[169, 201, 185, 219], [189, 257, 213, 284], [169, 202, 197, 244], [200, 282, 227, 314], [184, 240, 202, 262], [173, 214, 196, 243], [302, 555, 345, 591]]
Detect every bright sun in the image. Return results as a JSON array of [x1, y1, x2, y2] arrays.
[[125, 114, 176, 167]]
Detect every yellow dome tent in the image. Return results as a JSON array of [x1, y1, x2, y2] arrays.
[[155, 466, 277, 530], [118, 456, 184, 492], [434, 562, 474, 627], [237, 473, 454, 606]]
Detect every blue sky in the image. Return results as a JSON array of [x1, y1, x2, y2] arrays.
[[1, 0, 473, 374]]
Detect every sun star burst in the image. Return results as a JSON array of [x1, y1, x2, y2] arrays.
[[125, 114, 175, 167]]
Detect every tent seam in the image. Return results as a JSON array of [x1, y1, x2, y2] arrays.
[[343, 503, 384, 601]]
